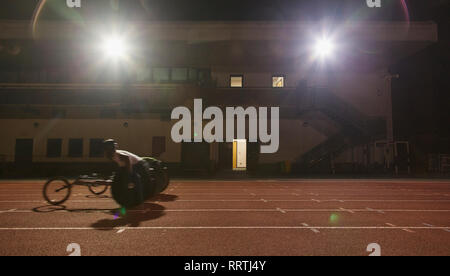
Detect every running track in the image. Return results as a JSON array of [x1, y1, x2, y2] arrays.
[[0, 179, 449, 256]]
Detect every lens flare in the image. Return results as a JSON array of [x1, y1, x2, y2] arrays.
[[120, 207, 127, 216], [31, 0, 84, 39], [400, 0, 410, 23], [31, 0, 47, 39], [329, 213, 339, 224]]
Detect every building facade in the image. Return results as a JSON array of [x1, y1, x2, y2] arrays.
[[0, 20, 438, 176]]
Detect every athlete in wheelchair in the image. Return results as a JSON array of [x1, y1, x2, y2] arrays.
[[43, 139, 169, 208], [103, 139, 169, 208]]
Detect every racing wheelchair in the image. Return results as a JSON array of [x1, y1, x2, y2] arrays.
[[43, 157, 169, 208]]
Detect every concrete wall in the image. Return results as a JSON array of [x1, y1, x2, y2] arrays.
[[0, 117, 327, 165], [0, 119, 181, 163], [213, 69, 388, 117], [259, 119, 327, 164], [331, 71, 388, 117]]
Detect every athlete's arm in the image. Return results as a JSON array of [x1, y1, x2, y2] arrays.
[[118, 153, 132, 173]]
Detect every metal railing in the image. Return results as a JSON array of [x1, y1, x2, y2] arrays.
[[296, 86, 385, 168]]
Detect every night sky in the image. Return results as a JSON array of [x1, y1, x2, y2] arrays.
[[0, 0, 447, 22]]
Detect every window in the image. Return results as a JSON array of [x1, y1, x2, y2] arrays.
[[188, 68, 198, 82], [171, 68, 188, 82], [47, 139, 62, 158], [152, 136, 166, 157], [198, 69, 211, 86], [198, 69, 210, 81], [15, 139, 33, 163], [68, 139, 83, 158], [230, 75, 243, 88], [89, 139, 104, 158], [272, 76, 285, 88], [152, 68, 170, 83]]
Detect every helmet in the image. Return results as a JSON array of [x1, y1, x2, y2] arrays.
[[103, 139, 118, 149]]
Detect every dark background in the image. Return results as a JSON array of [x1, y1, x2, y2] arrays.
[[0, 0, 448, 22]]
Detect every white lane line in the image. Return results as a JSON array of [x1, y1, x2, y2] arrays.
[[285, 179, 450, 183], [387, 222, 413, 233], [168, 194, 256, 196], [0, 209, 16, 213], [301, 223, 320, 233], [260, 199, 268, 203], [422, 223, 450, 233], [339, 207, 355, 214], [2, 209, 450, 214], [1, 226, 449, 231], [276, 208, 286, 214], [116, 229, 126, 234], [0, 200, 110, 203], [2, 199, 450, 203], [367, 209, 450, 212], [290, 199, 450, 202], [3, 194, 449, 198], [162, 209, 279, 212], [250, 193, 256, 196], [174, 199, 450, 202], [279, 209, 450, 212], [366, 207, 385, 214], [0, 200, 45, 203], [4, 178, 442, 184]]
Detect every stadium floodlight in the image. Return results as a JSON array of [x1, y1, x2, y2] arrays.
[[314, 37, 335, 59], [101, 34, 129, 60]]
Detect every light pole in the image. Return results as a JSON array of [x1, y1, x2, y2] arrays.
[[384, 73, 400, 170]]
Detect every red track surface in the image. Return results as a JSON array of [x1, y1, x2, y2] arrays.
[[0, 179, 449, 256]]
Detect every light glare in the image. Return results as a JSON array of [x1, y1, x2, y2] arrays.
[[102, 35, 128, 59], [314, 37, 335, 58]]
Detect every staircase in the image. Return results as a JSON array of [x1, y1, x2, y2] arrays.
[[295, 87, 385, 171]]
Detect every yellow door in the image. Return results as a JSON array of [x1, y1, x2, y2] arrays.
[[233, 139, 247, 171]]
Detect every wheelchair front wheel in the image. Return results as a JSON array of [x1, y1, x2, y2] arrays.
[[43, 177, 72, 205]]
